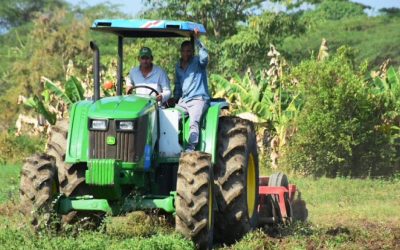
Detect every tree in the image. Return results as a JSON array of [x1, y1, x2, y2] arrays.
[[283, 48, 398, 177], [281, 15, 400, 66], [0, 8, 91, 129], [379, 7, 400, 17], [219, 11, 303, 73], [269, 0, 370, 10], [143, 0, 263, 38], [0, 0, 66, 29], [300, 0, 366, 26]]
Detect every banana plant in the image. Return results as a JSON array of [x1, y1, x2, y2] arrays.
[[370, 66, 400, 143], [210, 69, 302, 169], [20, 76, 86, 126], [43, 76, 85, 105], [210, 70, 274, 121]]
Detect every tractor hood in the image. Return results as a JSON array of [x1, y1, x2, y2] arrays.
[[88, 95, 155, 119]]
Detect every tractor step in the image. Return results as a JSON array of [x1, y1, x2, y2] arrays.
[[56, 192, 176, 215], [57, 196, 113, 214]]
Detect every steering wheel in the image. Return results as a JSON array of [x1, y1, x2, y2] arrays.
[[131, 85, 159, 96]]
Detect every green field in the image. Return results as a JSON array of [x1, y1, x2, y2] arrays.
[[1, 164, 399, 249]]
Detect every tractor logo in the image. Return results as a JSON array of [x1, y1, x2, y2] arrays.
[[106, 136, 116, 145]]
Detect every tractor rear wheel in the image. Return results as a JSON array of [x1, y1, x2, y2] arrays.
[[214, 116, 259, 244], [46, 119, 90, 223], [176, 151, 214, 249], [19, 154, 58, 230]]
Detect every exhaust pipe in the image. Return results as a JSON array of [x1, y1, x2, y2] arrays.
[[90, 41, 100, 101]]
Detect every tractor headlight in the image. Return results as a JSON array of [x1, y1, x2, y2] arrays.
[[117, 121, 135, 131], [90, 119, 108, 130]]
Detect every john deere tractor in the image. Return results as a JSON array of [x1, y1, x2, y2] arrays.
[[20, 19, 300, 249]]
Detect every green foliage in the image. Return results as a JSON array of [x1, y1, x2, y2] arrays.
[[26, 76, 87, 125], [44, 79, 73, 105], [143, 0, 263, 38], [0, 164, 20, 203], [33, 95, 57, 125], [0, 0, 66, 29], [63, 76, 85, 103], [282, 15, 400, 66], [0, 132, 44, 164], [301, 0, 366, 25], [220, 12, 303, 73], [106, 211, 172, 238], [379, 7, 400, 17], [283, 50, 398, 177], [0, 7, 93, 128], [210, 71, 273, 120]]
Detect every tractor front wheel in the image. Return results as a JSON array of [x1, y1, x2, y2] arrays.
[[46, 119, 91, 224], [19, 154, 58, 230], [176, 151, 214, 249]]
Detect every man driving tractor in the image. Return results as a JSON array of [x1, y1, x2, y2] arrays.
[[126, 46, 171, 105]]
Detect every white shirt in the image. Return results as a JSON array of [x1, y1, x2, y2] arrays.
[[127, 65, 171, 103]]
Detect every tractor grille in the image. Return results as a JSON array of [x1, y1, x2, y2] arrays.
[[89, 116, 148, 162]]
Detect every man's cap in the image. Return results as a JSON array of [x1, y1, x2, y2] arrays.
[[139, 47, 152, 58]]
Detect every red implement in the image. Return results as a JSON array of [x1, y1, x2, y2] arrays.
[[258, 175, 297, 224]]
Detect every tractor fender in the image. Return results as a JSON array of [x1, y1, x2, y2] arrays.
[[65, 101, 92, 163], [199, 100, 229, 164]]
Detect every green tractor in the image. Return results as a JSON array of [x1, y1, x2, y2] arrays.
[[20, 19, 300, 249]]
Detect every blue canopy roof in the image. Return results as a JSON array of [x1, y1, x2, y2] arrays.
[[91, 19, 206, 38]]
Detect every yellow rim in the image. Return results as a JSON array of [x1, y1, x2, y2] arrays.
[[208, 180, 213, 229], [247, 153, 256, 218]]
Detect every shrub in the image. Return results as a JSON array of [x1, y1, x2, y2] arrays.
[[283, 50, 398, 177], [0, 131, 45, 164]]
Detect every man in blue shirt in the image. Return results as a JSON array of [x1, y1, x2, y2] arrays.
[[173, 29, 210, 151], [126, 47, 171, 104]]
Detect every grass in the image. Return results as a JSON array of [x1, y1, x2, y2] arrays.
[[292, 176, 400, 227], [1, 164, 399, 249], [0, 164, 21, 203]]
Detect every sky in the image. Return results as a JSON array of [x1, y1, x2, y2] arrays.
[[66, 0, 400, 16]]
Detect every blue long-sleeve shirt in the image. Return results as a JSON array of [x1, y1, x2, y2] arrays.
[[174, 39, 210, 102]]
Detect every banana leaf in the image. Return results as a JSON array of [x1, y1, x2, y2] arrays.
[[42, 89, 51, 103], [33, 96, 56, 125], [65, 76, 85, 103], [373, 77, 389, 93], [44, 77, 72, 105], [24, 97, 38, 109], [387, 67, 400, 95]]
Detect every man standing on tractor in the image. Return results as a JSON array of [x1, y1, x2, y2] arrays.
[[173, 28, 210, 152], [126, 47, 171, 104]]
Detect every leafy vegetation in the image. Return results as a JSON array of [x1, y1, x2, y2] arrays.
[[281, 50, 399, 177], [0, 132, 44, 165]]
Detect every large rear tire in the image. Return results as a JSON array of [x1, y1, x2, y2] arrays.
[[19, 154, 58, 230], [214, 116, 259, 244], [176, 151, 214, 249]]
